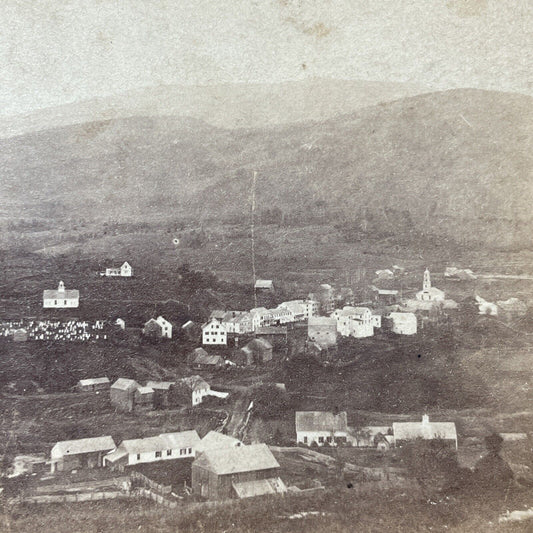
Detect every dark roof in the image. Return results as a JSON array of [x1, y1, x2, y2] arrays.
[[178, 375, 210, 391], [193, 443, 279, 475], [295, 411, 348, 432]]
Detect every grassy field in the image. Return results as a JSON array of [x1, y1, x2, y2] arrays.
[[4, 483, 533, 532]]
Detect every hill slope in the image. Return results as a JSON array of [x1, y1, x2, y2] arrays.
[[0, 89, 531, 247]]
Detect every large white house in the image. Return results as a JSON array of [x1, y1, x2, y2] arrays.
[[104, 430, 200, 468], [102, 261, 133, 277], [43, 281, 79, 308], [331, 306, 375, 338], [295, 411, 349, 446], [416, 269, 445, 302], [202, 318, 227, 345], [389, 312, 417, 335]]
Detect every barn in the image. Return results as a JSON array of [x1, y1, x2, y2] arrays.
[[192, 443, 285, 500], [110, 378, 140, 412], [50, 436, 116, 473]]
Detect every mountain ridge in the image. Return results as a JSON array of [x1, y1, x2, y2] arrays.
[[1, 88, 531, 248]]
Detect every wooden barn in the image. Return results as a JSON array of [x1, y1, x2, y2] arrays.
[[192, 443, 285, 500], [110, 378, 139, 412], [50, 436, 115, 473]]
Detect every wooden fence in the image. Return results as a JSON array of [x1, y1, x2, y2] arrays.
[[130, 470, 172, 494]]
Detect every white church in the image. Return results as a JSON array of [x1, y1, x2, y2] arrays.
[[416, 269, 445, 302]]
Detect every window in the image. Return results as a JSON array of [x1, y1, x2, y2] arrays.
[[155, 451, 162, 458], [303, 436, 308, 444], [188, 447, 192, 454], [180, 448, 186, 456], [326, 436, 332, 443], [54, 300, 57, 305], [136, 453, 141, 460], [167, 449, 172, 456], [318, 436, 324, 443], [64, 300, 67, 305]]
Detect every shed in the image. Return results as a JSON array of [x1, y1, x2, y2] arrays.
[[146, 380, 175, 408], [254, 280, 274, 292]]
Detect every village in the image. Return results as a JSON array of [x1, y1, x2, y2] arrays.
[[1, 250, 532, 517]]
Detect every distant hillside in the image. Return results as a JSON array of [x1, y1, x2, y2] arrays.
[[0, 78, 426, 138], [0, 89, 531, 247]]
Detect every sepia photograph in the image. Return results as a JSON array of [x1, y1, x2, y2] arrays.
[[0, 1, 532, 531]]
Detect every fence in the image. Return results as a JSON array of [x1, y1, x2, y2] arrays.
[[8, 490, 129, 505], [136, 488, 178, 508], [130, 470, 172, 494]]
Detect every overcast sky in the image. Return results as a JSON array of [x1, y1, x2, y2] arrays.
[[1, 0, 531, 116]]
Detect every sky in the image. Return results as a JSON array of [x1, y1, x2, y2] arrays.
[[0, 0, 531, 116]]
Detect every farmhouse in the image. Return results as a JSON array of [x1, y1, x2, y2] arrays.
[[50, 436, 116, 473], [222, 311, 254, 334], [416, 269, 445, 302], [196, 431, 243, 454], [102, 261, 133, 277], [295, 411, 349, 446], [104, 430, 200, 468], [43, 281, 79, 308], [308, 316, 337, 347], [393, 415, 458, 449], [172, 375, 211, 406], [202, 318, 227, 345], [235, 338, 273, 366], [254, 279, 274, 292], [77, 377, 111, 393], [388, 312, 417, 335], [143, 316, 172, 339], [192, 443, 285, 500], [110, 378, 140, 412]]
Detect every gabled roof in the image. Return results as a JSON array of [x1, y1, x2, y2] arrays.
[[255, 279, 274, 289], [78, 377, 110, 387], [196, 431, 242, 453], [392, 417, 457, 442], [111, 378, 139, 391], [43, 289, 79, 299], [119, 436, 165, 454], [146, 381, 175, 391], [182, 320, 195, 329], [209, 310, 226, 320], [193, 443, 279, 475], [243, 338, 272, 353], [52, 436, 115, 457], [135, 386, 154, 395], [191, 352, 224, 366], [178, 375, 210, 391], [159, 430, 200, 449], [295, 411, 348, 433]]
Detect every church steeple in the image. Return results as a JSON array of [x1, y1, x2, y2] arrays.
[[423, 269, 431, 290]]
